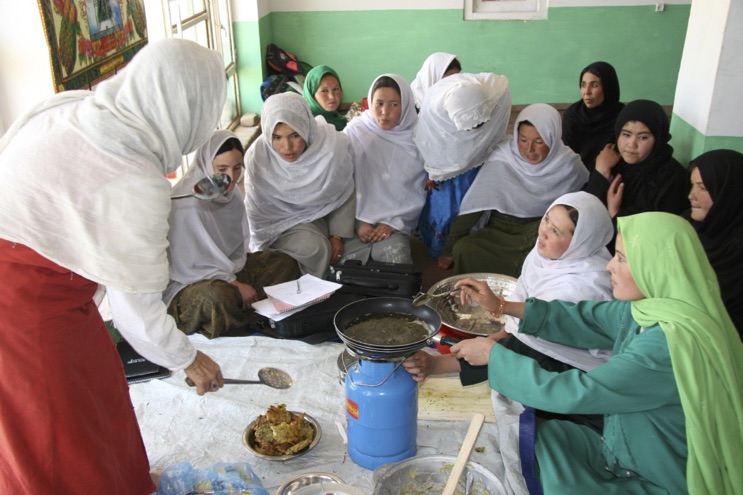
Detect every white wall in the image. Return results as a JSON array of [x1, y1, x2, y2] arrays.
[[674, 0, 743, 136], [0, 1, 252, 133], [0, 2, 54, 134]]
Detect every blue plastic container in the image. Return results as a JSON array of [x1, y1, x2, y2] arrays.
[[345, 359, 418, 470]]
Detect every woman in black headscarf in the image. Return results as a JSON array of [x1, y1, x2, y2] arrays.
[[562, 62, 624, 171], [685, 149, 743, 336], [584, 99, 688, 223]]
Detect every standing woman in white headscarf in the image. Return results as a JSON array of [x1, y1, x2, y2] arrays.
[[342, 74, 427, 264], [414, 72, 512, 265], [410, 52, 461, 109], [0, 39, 226, 494], [165, 130, 299, 339], [446, 103, 589, 277], [245, 92, 355, 277]]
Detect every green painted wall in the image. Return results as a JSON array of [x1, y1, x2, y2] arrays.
[[234, 5, 690, 113], [234, 13, 280, 115], [670, 113, 743, 166]]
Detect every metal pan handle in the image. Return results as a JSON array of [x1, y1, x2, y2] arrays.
[[431, 334, 461, 347]]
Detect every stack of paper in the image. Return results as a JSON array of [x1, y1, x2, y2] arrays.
[[251, 274, 342, 321]]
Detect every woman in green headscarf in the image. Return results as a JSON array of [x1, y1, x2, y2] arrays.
[[448, 212, 743, 494], [302, 65, 347, 131]]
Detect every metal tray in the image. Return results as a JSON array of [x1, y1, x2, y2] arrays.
[[426, 273, 518, 337]]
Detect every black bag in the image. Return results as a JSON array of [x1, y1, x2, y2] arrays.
[[252, 291, 366, 344], [259, 74, 302, 101], [265, 43, 312, 84], [326, 259, 423, 298]]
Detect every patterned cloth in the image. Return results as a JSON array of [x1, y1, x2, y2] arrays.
[[167, 251, 300, 338]]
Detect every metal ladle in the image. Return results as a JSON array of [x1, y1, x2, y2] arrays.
[[185, 367, 293, 389], [171, 173, 232, 200], [412, 287, 462, 307]]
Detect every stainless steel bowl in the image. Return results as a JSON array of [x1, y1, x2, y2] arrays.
[[242, 412, 322, 461], [276, 472, 344, 495], [291, 483, 366, 495], [426, 273, 518, 337], [372, 455, 506, 495]]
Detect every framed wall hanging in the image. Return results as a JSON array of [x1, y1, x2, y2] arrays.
[[38, 0, 148, 92]]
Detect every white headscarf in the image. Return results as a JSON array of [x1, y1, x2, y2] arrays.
[[410, 52, 458, 108], [512, 191, 613, 304], [343, 74, 427, 234], [0, 39, 226, 293], [164, 130, 249, 305], [506, 191, 614, 370], [459, 103, 589, 218], [245, 92, 354, 251], [414, 72, 511, 181]]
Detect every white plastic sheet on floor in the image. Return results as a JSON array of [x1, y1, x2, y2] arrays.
[[128, 335, 512, 494]]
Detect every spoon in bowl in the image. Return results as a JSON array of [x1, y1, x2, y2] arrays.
[[185, 367, 293, 389], [171, 173, 232, 200]]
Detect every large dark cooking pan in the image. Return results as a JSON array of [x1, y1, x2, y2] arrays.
[[334, 297, 446, 359]]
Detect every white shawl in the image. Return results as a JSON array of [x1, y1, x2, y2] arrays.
[[0, 39, 226, 293], [245, 92, 354, 251], [410, 52, 458, 108], [164, 130, 249, 305], [343, 74, 427, 234], [414, 72, 511, 181], [506, 191, 614, 371], [459, 103, 589, 218]]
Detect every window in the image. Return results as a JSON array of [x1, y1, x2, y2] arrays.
[[158, 0, 241, 179], [166, 0, 240, 130], [465, 0, 547, 21]]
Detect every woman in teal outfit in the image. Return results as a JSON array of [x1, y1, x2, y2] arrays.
[[448, 212, 743, 494]]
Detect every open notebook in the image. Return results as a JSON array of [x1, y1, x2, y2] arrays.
[[253, 274, 342, 320]]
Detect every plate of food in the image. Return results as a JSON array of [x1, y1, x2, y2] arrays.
[[242, 404, 321, 461]]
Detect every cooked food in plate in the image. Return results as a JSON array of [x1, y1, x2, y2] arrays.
[[252, 404, 315, 456]]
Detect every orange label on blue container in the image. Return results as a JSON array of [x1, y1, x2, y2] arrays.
[[346, 398, 359, 419]]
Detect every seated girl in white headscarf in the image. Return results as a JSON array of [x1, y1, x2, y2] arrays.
[[404, 191, 614, 382], [414, 72, 511, 265], [165, 130, 299, 338], [444, 103, 589, 277], [341, 74, 427, 264], [244, 92, 356, 277]]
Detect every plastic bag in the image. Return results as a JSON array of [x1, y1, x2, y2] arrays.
[[157, 461, 269, 495]]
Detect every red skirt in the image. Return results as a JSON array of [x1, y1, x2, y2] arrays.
[[0, 239, 154, 494]]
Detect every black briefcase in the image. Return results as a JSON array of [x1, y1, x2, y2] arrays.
[[326, 259, 422, 298], [254, 291, 366, 344]]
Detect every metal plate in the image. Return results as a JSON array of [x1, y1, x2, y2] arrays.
[[292, 483, 366, 495], [276, 472, 345, 495], [426, 273, 518, 337], [242, 412, 321, 461]]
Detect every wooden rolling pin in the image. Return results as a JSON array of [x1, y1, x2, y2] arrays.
[[442, 412, 485, 495]]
